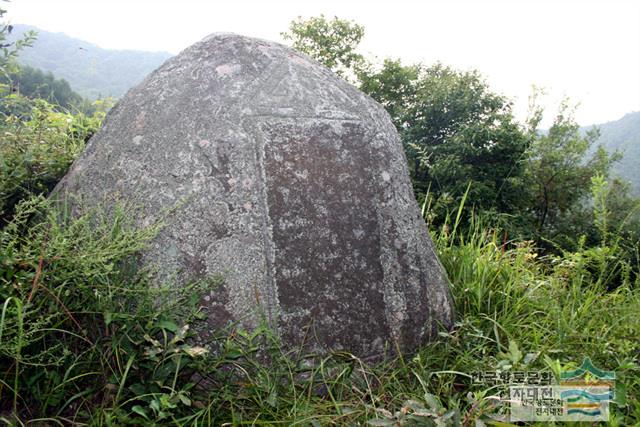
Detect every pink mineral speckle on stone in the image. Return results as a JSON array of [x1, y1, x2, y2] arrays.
[[215, 63, 241, 77]]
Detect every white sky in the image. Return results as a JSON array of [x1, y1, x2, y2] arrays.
[[7, 0, 640, 126]]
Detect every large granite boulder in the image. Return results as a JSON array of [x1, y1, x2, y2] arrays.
[[54, 33, 454, 358]]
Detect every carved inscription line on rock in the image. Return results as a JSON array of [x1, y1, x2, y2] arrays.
[[187, 55, 295, 330], [240, 117, 280, 329], [219, 58, 291, 122], [185, 51, 291, 331]]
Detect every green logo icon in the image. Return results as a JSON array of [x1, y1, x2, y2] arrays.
[[561, 357, 615, 381]]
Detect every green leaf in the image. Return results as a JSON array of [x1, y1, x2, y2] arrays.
[[131, 405, 149, 419], [508, 340, 522, 363], [224, 349, 244, 360], [156, 319, 179, 332], [178, 392, 191, 406], [442, 409, 458, 420], [266, 388, 278, 408], [404, 399, 426, 412], [129, 383, 147, 396], [614, 381, 627, 407], [339, 406, 356, 415], [423, 393, 441, 411], [104, 311, 112, 326]]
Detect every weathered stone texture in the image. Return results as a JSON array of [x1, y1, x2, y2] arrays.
[[54, 33, 454, 358]]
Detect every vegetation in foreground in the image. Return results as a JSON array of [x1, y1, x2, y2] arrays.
[[0, 6, 639, 427], [1, 186, 639, 426]]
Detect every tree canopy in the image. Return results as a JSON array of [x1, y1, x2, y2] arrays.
[[369, 63, 530, 217], [0, 2, 35, 79], [281, 15, 366, 81], [2, 64, 84, 110]]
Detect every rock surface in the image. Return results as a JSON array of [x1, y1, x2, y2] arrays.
[[54, 33, 454, 358]]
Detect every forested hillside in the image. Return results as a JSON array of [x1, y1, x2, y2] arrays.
[[1, 64, 85, 109], [9, 24, 172, 99], [587, 111, 640, 194]]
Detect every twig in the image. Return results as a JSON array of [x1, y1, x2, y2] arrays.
[[27, 252, 45, 303]]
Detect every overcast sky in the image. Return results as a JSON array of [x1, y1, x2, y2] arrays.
[[7, 0, 640, 126]]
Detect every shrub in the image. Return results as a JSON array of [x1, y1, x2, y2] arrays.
[[0, 96, 107, 227], [0, 197, 186, 423]]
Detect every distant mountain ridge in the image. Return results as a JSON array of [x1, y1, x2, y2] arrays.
[[9, 24, 173, 99], [584, 111, 640, 195]]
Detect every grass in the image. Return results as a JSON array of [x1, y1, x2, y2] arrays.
[[0, 193, 638, 426]]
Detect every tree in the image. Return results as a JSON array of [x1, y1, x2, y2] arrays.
[[358, 58, 421, 129], [0, 1, 36, 82], [281, 15, 366, 80], [524, 97, 620, 242], [361, 61, 530, 221]]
